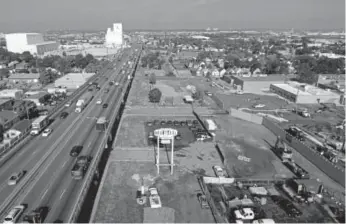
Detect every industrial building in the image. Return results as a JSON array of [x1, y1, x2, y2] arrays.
[[5, 33, 59, 55], [54, 73, 95, 89], [0, 89, 24, 100], [8, 73, 41, 84], [105, 23, 123, 48], [270, 82, 341, 104]]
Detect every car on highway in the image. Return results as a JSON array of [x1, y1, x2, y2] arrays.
[[96, 99, 103, 105], [197, 193, 210, 209], [253, 104, 266, 108], [60, 111, 68, 119], [65, 101, 72, 107], [103, 103, 108, 108], [70, 145, 83, 157], [42, 128, 52, 137], [213, 165, 226, 177], [8, 171, 26, 186], [22, 206, 49, 223], [3, 204, 26, 224]]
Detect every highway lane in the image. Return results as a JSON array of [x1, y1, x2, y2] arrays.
[[6, 52, 132, 222], [0, 58, 124, 217], [0, 67, 115, 202], [40, 58, 130, 222]]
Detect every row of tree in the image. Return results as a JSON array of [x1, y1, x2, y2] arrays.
[[141, 51, 165, 69]]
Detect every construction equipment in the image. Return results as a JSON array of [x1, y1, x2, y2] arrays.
[[275, 136, 293, 162]]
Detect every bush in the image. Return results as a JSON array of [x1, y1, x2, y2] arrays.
[[148, 88, 162, 103]]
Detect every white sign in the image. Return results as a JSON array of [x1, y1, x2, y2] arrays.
[[161, 139, 171, 144], [154, 128, 178, 139]]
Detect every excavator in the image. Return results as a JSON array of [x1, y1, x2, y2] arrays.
[[275, 136, 293, 162]]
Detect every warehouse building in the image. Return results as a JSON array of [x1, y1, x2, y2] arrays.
[[5, 33, 59, 55], [54, 73, 95, 89], [270, 82, 341, 104], [0, 89, 24, 100]]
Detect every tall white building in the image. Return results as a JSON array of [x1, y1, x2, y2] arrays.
[[5, 33, 59, 55], [105, 23, 123, 48]]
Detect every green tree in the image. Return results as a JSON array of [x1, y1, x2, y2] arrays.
[[148, 88, 162, 103], [297, 63, 318, 84]]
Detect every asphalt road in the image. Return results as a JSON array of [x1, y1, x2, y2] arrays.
[[0, 48, 134, 222]]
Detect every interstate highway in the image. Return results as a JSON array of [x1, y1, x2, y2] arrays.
[[0, 49, 133, 222]]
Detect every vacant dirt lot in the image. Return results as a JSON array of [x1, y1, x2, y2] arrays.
[[92, 160, 215, 223]]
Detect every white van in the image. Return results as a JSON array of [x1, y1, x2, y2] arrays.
[[96, 99, 102, 105]]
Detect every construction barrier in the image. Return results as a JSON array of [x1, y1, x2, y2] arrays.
[[262, 118, 345, 187]]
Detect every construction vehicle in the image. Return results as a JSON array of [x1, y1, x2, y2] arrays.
[[286, 126, 305, 141], [75, 92, 93, 113], [96, 117, 108, 131], [148, 188, 162, 208], [30, 116, 49, 135], [275, 136, 293, 162], [22, 207, 49, 223]]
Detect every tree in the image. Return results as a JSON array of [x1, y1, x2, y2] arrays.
[[297, 63, 318, 84], [149, 73, 156, 85], [148, 88, 162, 103]]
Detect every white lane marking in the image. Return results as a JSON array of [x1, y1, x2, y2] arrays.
[[41, 188, 48, 199], [32, 150, 38, 155], [87, 141, 93, 149], [60, 189, 66, 199], [62, 161, 67, 168]]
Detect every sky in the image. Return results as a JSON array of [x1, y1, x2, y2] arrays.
[[0, 0, 344, 32]]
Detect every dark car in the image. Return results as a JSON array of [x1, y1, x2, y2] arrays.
[[187, 120, 193, 127], [60, 112, 68, 119], [166, 120, 173, 125], [70, 145, 83, 157], [153, 120, 160, 126], [173, 120, 180, 126], [103, 103, 108, 108], [180, 121, 187, 126], [160, 120, 166, 125]]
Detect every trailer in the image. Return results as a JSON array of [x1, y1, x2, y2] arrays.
[[75, 92, 93, 113], [96, 117, 108, 131], [30, 115, 49, 135]]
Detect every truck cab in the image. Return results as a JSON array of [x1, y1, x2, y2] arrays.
[[22, 207, 49, 223]]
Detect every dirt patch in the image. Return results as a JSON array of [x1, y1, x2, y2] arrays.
[[92, 161, 215, 223]]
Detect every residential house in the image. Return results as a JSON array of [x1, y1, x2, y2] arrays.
[[8, 73, 41, 84], [212, 69, 220, 78], [0, 89, 24, 100], [10, 119, 31, 135], [15, 61, 29, 71], [0, 110, 20, 130], [24, 92, 51, 106]]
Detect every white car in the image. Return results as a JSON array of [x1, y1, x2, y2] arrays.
[[8, 171, 25, 186], [213, 165, 225, 177], [96, 99, 103, 105], [234, 208, 255, 220], [3, 205, 26, 224], [253, 104, 266, 108], [42, 129, 52, 137]]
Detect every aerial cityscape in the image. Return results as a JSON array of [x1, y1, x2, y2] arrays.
[[0, 0, 345, 223]]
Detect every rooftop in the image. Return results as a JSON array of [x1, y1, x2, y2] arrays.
[[11, 119, 31, 132], [33, 41, 58, 46], [272, 83, 310, 95], [231, 74, 295, 82], [0, 110, 18, 123], [8, 73, 40, 80]]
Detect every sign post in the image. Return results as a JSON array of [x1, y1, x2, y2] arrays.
[[154, 128, 178, 175]]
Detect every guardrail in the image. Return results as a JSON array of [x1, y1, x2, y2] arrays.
[[0, 65, 110, 161], [67, 52, 141, 223]]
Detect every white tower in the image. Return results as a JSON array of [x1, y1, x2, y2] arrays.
[[105, 23, 123, 48]]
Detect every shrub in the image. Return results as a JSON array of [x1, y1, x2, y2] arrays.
[[148, 88, 162, 103]]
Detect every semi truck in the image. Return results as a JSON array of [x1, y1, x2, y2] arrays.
[[22, 206, 49, 223], [75, 92, 93, 113], [71, 156, 92, 180], [30, 116, 49, 135], [96, 117, 108, 131]]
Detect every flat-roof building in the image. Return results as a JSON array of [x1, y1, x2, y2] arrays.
[[54, 73, 95, 89], [270, 82, 341, 104], [5, 33, 59, 55], [0, 89, 24, 100]]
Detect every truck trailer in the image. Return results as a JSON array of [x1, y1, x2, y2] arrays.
[[75, 92, 93, 113], [30, 115, 49, 135], [96, 117, 108, 131]]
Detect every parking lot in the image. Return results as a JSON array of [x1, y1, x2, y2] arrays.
[[145, 119, 212, 149]]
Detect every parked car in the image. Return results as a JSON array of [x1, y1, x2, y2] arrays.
[[8, 171, 26, 186], [234, 208, 255, 221], [205, 91, 212, 96], [153, 120, 160, 126], [103, 103, 108, 108], [197, 193, 210, 209], [42, 129, 52, 137], [173, 120, 180, 126], [146, 122, 153, 126], [187, 120, 193, 127], [160, 120, 166, 125], [148, 132, 154, 139], [3, 205, 26, 224], [60, 112, 68, 119], [70, 145, 83, 157], [253, 104, 266, 108], [96, 99, 102, 105], [166, 120, 173, 125], [180, 121, 187, 126], [213, 165, 225, 177]]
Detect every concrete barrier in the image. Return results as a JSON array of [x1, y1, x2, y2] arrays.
[[262, 118, 345, 187], [229, 108, 263, 124]]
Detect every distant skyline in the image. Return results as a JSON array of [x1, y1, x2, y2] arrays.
[[0, 0, 344, 32]]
